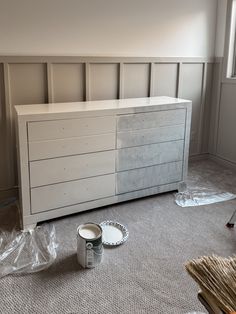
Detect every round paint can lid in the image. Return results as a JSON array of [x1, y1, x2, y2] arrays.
[[99, 221, 129, 247]]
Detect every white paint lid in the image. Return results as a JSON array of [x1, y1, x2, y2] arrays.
[[100, 221, 129, 246]]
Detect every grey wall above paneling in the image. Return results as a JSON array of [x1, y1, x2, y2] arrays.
[[0, 56, 215, 198]]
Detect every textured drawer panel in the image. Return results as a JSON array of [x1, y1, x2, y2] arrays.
[[117, 140, 184, 172], [116, 161, 182, 194], [31, 174, 115, 213], [30, 150, 115, 187], [29, 133, 115, 161], [117, 124, 185, 148], [28, 116, 116, 141], [117, 109, 185, 131]]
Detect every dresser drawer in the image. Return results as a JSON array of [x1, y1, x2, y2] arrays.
[[117, 124, 185, 148], [28, 116, 116, 141], [30, 150, 115, 187], [116, 140, 184, 172], [31, 174, 115, 213], [117, 109, 185, 131], [116, 161, 182, 194], [29, 133, 115, 161]]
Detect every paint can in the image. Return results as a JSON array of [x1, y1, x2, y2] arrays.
[[77, 223, 103, 268]]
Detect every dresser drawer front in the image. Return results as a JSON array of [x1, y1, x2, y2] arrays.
[[117, 125, 185, 148], [28, 116, 116, 141], [117, 141, 184, 172], [30, 150, 115, 187], [117, 109, 185, 131], [29, 133, 115, 161], [116, 161, 182, 194], [31, 174, 115, 213]]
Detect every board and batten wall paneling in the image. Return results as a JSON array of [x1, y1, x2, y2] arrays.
[[7, 63, 48, 187], [152, 63, 178, 97], [8, 63, 48, 106], [89, 63, 119, 101], [123, 63, 150, 98], [180, 63, 204, 155], [0, 63, 9, 189], [201, 63, 213, 153], [208, 61, 223, 155], [51, 63, 85, 103], [0, 56, 215, 199], [216, 83, 236, 162]]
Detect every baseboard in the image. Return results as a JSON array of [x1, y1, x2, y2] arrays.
[[209, 154, 236, 171], [0, 188, 18, 202], [189, 153, 209, 161]]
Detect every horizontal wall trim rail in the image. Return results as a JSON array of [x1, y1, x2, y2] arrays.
[[0, 56, 216, 63]]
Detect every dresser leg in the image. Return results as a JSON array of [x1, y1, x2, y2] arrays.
[[23, 223, 37, 231], [178, 181, 187, 192]]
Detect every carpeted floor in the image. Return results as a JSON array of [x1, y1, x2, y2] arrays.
[[1, 159, 236, 314]]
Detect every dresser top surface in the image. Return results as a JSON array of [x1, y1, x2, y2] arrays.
[[15, 96, 191, 117]]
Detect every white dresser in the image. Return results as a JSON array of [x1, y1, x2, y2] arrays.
[[15, 97, 191, 229]]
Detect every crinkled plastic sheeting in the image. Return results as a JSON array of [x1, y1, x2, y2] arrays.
[[175, 188, 236, 207], [175, 169, 236, 207], [0, 224, 57, 278]]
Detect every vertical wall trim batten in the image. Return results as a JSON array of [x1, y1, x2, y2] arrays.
[[149, 63, 154, 96], [119, 62, 124, 99], [198, 62, 207, 154], [46, 62, 53, 103], [3, 63, 14, 187], [85, 63, 90, 101], [213, 60, 224, 154], [176, 62, 183, 97]]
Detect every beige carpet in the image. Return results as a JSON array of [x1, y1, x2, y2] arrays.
[[1, 159, 236, 314]]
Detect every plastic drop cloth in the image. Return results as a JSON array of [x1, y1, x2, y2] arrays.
[[0, 224, 57, 278], [175, 172, 236, 207]]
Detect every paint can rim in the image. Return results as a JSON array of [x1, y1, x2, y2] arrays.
[[77, 222, 102, 240]]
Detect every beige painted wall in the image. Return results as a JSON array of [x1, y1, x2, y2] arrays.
[[215, 0, 227, 57], [0, 0, 217, 57]]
